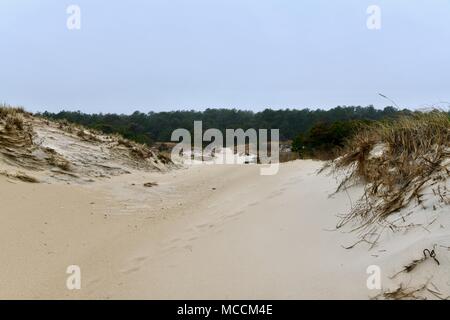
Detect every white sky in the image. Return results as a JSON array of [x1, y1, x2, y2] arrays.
[[1, 0, 449, 113]]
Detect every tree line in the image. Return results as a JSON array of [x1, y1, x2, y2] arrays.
[[40, 106, 409, 146]]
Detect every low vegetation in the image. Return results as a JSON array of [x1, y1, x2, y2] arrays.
[[0, 170, 39, 183], [0, 104, 34, 150], [0, 105, 173, 182], [0, 104, 27, 130], [40, 106, 410, 145], [292, 120, 370, 159], [331, 111, 450, 233]]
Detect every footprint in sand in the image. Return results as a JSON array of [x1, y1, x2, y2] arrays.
[[164, 237, 181, 246], [131, 256, 148, 263], [267, 190, 284, 199], [121, 266, 141, 275], [226, 210, 244, 219], [86, 277, 101, 287], [284, 177, 303, 186], [195, 222, 211, 230]]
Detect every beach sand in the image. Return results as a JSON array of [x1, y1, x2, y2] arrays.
[[1, 159, 448, 299], [0, 160, 365, 299]]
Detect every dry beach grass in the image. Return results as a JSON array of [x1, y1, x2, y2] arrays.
[[332, 112, 449, 233]]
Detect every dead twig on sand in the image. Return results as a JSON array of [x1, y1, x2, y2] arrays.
[[143, 182, 158, 188], [390, 245, 440, 279]]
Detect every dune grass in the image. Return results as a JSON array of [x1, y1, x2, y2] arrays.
[[332, 111, 450, 232], [0, 170, 39, 183], [0, 104, 34, 149], [0, 104, 28, 131]]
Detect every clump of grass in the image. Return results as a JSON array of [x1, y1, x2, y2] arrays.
[[0, 105, 34, 149], [117, 137, 134, 148], [55, 119, 102, 143], [4, 114, 25, 131], [0, 104, 26, 118], [157, 153, 171, 164], [130, 144, 154, 160], [14, 172, 40, 183], [115, 135, 157, 160], [332, 112, 450, 232], [47, 153, 71, 171], [0, 104, 28, 132], [0, 170, 39, 183], [374, 283, 428, 300], [57, 119, 70, 129], [373, 278, 449, 300], [76, 129, 86, 138], [57, 119, 78, 134]]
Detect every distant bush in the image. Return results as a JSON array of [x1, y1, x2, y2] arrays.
[[292, 120, 369, 159]]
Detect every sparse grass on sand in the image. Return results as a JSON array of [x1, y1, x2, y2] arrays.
[[0, 170, 39, 183], [0, 104, 26, 117], [0, 104, 34, 148], [46, 151, 72, 171], [1, 104, 172, 181], [0, 104, 27, 131], [330, 112, 450, 235]]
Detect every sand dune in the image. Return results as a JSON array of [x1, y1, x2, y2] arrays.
[[1, 159, 449, 299], [1, 111, 449, 299], [0, 110, 172, 186], [0, 160, 360, 299]]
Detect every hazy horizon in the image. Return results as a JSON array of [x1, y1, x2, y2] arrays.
[[32, 104, 437, 117], [1, 0, 449, 113]]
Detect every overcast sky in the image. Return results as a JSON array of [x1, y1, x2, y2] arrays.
[[1, 0, 449, 113]]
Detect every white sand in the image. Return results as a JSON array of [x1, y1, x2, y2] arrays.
[[1, 158, 449, 299]]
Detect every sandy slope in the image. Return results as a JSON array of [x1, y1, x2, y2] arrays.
[[1, 160, 449, 299], [0, 160, 364, 299]]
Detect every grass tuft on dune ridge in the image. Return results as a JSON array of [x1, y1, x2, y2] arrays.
[[0, 104, 34, 148], [332, 111, 450, 233]]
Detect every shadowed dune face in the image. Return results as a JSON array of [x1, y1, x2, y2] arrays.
[[0, 105, 173, 184]]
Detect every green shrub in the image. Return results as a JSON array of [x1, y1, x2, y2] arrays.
[[292, 120, 368, 159]]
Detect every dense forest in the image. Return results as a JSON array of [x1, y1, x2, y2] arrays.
[[40, 106, 410, 146]]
